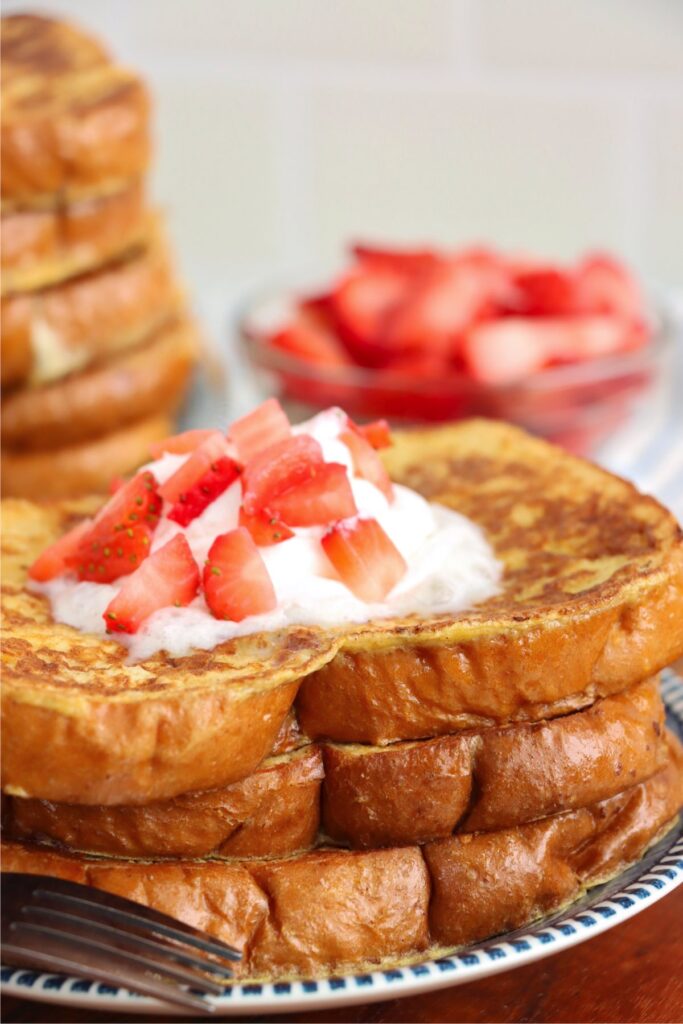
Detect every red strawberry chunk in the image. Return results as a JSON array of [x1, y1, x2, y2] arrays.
[[268, 462, 358, 527], [383, 258, 502, 357], [322, 517, 407, 602], [340, 429, 393, 502], [228, 398, 291, 464], [575, 254, 644, 321], [242, 434, 324, 515], [159, 432, 234, 504], [239, 508, 294, 546], [28, 518, 93, 582], [270, 309, 351, 368], [68, 471, 162, 582], [348, 417, 392, 450], [203, 528, 277, 621], [511, 267, 577, 316], [103, 534, 200, 635], [331, 266, 408, 366], [352, 243, 439, 276], [149, 429, 217, 459], [167, 456, 242, 527]]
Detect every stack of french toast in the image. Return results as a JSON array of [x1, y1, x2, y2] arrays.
[[2, 417, 683, 982], [1, 13, 197, 500]]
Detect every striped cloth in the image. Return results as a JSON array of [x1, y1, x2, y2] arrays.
[[596, 295, 683, 524]]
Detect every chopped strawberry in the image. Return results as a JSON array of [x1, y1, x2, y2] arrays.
[[268, 462, 358, 527], [28, 519, 93, 582], [159, 432, 234, 505], [352, 243, 439, 276], [575, 254, 644, 321], [103, 534, 200, 635], [270, 309, 351, 368], [348, 417, 392, 450], [68, 472, 161, 582], [242, 434, 324, 515], [463, 315, 645, 386], [228, 398, 291, 464], [149, 429, 217, 459], [551, 315, 647, 361], [383, 258, 502, 358], [511, 267, 577, 316], [322, 517, 407, 602], [239, 508, 294, 546], [330, 266, 408, 366], [340, 429, 393, 502], [167, 456, 242, 527], [203, 528, 277, 621]]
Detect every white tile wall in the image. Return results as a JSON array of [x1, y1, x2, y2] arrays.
[[5, 0, 682, 330]]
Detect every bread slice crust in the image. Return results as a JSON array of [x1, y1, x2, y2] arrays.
[[1, 183, 148, 296], [297, 421, 683, 742], [2, 420, 683, 804], [5, 745, 324, 860], [1, 413, 174, 500], [2, 316, 197, 451], [2, 737, 681, 981], [1, 15, 150, 210], [1, 229, 181, 389], [5, 679, 666, 857]]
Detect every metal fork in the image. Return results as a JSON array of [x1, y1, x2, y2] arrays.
[[2, 873, 242, 1014]]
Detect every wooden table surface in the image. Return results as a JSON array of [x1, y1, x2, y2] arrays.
[[3, 885, 681, 1024]]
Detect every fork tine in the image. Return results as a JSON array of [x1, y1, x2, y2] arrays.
[[2, 936, 216, 1015], [21, 905, 234, 980], [9, 920, 226, 995], [30, 878, 241, 962]]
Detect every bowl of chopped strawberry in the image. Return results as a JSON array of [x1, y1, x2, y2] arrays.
[[239, 244, 672, 453]]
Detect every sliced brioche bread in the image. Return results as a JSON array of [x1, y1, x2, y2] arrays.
[[1, 14, 150, 210], [297, 420, 683, 742], [1, 184, 148, 296], [1, 227, 182, 389], [3, 737, 681, 981], [4, 679, 667, 857]]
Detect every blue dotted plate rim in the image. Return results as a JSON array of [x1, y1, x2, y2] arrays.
[[2, 668, 682, 1015]]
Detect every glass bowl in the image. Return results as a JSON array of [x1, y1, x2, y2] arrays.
[[238, 279, 676, 454]]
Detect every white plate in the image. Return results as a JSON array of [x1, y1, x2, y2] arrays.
[[3, 669, 682, 1016]]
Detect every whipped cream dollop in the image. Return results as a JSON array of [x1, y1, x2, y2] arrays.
[[34, 408, 502, 661]]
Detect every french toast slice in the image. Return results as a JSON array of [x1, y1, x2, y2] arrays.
[[3, 737, 681, 981], [1, 497, 338, 804], [2, 315, 197, 450], [298, 420, 683, 742], [1, 15, 150, 210], [2, 420, 682, 805], [5, 745, 324, 861], [3, 679, 666, 858], [1, 413, 175, 500], [1, 225, 182, 389], [1, 184, 148, 296]]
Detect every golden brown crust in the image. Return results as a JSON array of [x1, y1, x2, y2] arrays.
[[322, 678, 667, 847], [1, 231, 182, 389], [2, 743, 681, 981], [425, 735, 683, 947], [1, 413, 174, 500], [1, 15, 150, 209], [297, 421, 683, 743], [6, 746, 324, 859], [2, 316, 197, 450], [5, 680, 666, 856], [1, 184, 148, 296]]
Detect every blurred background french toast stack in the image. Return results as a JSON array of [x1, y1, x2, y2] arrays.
[[0, 13, 198, 499]]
